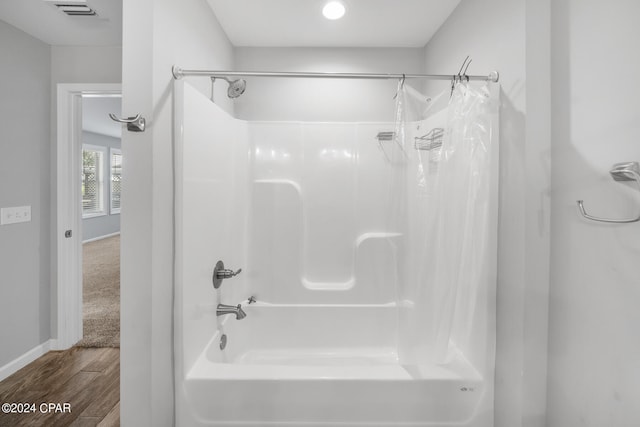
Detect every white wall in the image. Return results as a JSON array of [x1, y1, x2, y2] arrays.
[[234, 47, 425, 122], [547, 1, 640, 426], [120, 0, 234, 424], [423, 1, 552, 426], [0, 20, 51, 368], [81, 131, 121, 242]]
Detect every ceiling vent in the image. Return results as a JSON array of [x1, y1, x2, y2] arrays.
[[43, 0, 98, 17]]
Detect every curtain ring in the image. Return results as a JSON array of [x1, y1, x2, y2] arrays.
[[393, 74, 406, 100], [462, 58, 472, 83]]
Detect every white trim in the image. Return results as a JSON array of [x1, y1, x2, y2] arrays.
[[0, 340, 52, 382], [82, 143, 108, 218], [110, 147, 122, 215], [56, 83, 122, 350], [82, 231, 121, 244], [82, 212, 108, 219]]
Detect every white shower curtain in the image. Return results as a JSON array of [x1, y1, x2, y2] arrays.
[[393, 80, 498, 365]]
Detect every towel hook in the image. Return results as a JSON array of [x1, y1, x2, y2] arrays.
[[109, 113, 146, 132], [577, 161, 640, 223]]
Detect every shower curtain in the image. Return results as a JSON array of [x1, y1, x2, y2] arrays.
[[393, 80, 498, 365]]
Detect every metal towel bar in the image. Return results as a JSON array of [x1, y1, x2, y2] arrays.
[[577, 162, 640, 223]]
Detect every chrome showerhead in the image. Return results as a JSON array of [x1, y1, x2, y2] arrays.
[[226, 78, 246, 99]]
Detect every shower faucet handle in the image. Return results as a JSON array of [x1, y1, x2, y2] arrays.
[[212, 260, 242, 289]]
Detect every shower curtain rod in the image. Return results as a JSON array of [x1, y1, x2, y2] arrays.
[[172, 66, 500, 83]]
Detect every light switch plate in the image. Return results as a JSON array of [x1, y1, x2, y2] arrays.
[[1, 206, 31, 225]]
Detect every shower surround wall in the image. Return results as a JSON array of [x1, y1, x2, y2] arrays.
[[248, 121, 399, 303], [175, 79, 498, 426]]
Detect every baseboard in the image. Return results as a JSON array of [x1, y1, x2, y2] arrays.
[[82, 231, 120, 244], [0, 340, 53, 382]]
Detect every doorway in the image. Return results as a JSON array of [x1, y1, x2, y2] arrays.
[[75, 95, 122, 347], [55, 84, 122, 350]]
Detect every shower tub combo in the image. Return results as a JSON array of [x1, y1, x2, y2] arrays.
[[174, 74, 498, 426]]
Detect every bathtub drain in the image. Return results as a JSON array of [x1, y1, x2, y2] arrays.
[[219, 334, 227, 350]]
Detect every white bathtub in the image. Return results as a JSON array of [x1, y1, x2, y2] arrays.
[[180, 303, 484, 426]]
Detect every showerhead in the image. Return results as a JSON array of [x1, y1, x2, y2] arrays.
[[226, 78, 246, 99]]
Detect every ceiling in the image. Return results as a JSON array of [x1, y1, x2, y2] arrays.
[[0, 0, 122, 46], [206, 0, 461, 48], [83, 96, 122, 139], [0, 0, 457, 48]]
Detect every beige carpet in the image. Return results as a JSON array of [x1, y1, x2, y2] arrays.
[[75, 235, 120, 348]]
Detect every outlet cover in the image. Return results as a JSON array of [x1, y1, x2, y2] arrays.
[[1, 206, 32, 225]]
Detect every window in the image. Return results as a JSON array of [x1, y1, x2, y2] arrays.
[[82, 145, 107, 217], [110, 148, 122, 214]]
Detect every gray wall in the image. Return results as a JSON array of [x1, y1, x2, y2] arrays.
[[51, 46, 123, 84], [0, 20, 51, 366], [0, 20, 122, 369], [82, 131, 121, 242]]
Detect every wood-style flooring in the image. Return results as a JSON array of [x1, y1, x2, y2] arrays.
[[0, 347, 119, 427]]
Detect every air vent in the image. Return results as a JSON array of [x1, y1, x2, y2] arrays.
[[43, 0, 98, 17]]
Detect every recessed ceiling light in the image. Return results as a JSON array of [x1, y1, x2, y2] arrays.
[[322, 1, 346, 20]]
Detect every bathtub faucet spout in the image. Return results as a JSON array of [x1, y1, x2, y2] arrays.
[[217, 303, 247, 320]]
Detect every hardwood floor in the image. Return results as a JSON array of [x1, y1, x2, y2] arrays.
[[0, 347, 119, 427]]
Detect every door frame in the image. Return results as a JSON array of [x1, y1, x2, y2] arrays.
[[55, 83, 122, 350]]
